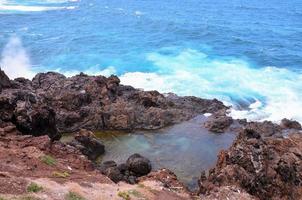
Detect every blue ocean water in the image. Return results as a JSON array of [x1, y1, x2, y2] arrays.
[[0, 0, 302, 122]]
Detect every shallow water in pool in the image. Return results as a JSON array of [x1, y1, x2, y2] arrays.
[[92, 115, 236, 190]]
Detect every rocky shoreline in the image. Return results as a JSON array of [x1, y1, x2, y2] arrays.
[[0, 69, 301, 200]]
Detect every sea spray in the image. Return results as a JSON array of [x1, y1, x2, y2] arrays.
[[0, 36, 34, 79]]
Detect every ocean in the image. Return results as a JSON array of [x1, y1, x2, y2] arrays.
[[1, 0, 302, 123]]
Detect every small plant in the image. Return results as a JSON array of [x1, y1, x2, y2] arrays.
[[27, 182, 43, 193], [40, 155, 57, 166], [117, 191, 131, 200], [128, 190, 144, 198], [65, 192, 85, 200], [52, 171, 70, 178]]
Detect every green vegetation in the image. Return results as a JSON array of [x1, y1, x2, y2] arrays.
[[27, 183, 43, 193], [52, 171, 70, 178], [117, 191, 131, 200], [0, 197, 6, 200], [65, 192, 86, 200], [128, 190, 144, 198], [40, 155, 57, 166]]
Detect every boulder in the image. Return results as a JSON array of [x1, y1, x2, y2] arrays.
[[204, 111, 233, 133], [126, 153, 152, 176], [103, 166, 124, 183], [280, 118, 302, 130], [98, 160, 117, 173], [74, 130, 105, 160]]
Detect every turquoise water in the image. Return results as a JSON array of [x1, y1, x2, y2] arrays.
[[1, 0, 302, 122], [95, 116, 236, 190]]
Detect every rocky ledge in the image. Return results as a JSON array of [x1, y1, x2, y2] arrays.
[[0, 69, 225, 140], [200, 119, 302, 200]]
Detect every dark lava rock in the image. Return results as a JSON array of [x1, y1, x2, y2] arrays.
[[204, 111, 233, 133], [245, 121, 282, 137], [104, 166, 124, 183], [0, 69, 11, 92], [0, 70, 227, 135], [15, 106, 59, 140], [280, 118, 302, 130], [98, 160, 117, 173], [126, 153, 152, 176], [199, 121, 302, 200], [99, 154, 152, 184], [74, 130, 105, 160]]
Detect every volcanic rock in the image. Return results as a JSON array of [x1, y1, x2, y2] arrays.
[[204, 111, 233, 133], [199, 122, 302, 200], [126, 153, 152, 176], [0, 69, 11, 92], [281, 118, 302, 130], [71, 129, 105, 160]]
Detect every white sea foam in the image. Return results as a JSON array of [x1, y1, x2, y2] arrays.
[[0, 0, 77, 12], [0, 36, 34, 79], [118, 49, 302, 124]]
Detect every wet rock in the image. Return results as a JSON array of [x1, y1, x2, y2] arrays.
[[126, 153, 152, 176], [73, 129, 105, 160], [204, 111, 233, 133], [281, 118, 302, 130]]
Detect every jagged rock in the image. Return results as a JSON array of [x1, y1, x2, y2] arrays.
[[204, 111, 233, 133], [73, 129, 105, 160], [0, 69, 11, 92], [14, 105, 59, 140], [281, 118, 302, 130], [199, 122, 302, 200], [126, 153, 152, 176], [103, 166, 124, 183], [245, 121, 282, 137], [0, 71, 226, 134], [98, 160, 117, 173]]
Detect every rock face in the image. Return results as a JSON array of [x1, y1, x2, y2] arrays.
[[69, 129, 105, 160], [99, 154, 152, 184], [199, 122, 302, 200], [0, 69, 11, 92], [0, 71, 226, 138]]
